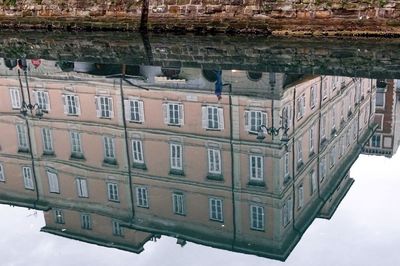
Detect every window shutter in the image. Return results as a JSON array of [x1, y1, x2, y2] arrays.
[[44, 91, 51, 111], [139, 100, 145, 123], [179, 104, 184, 125], [33, 91, 38, 106], [244, 111, 250, 131], [108, 98, 114, 118], [62, 95, 68, 114], [10, 89, 21, 109], [218, 107, 224, 130], [95, 96, 101, 117], [201, 106, 208, 129], [262, 112, 267, 127], [81, 179, 88, 197], [75, 95, 81, 115], [162, 103, 168, 124], [124, 99, 131, 121]]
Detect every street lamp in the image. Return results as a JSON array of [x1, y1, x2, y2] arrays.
[[256, 122, 289, 144], [17, 62, 47, 119]]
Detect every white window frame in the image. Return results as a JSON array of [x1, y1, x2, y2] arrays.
[[47, 170, 59, 193], [282, 105, 292, 129], [80, 213, 92, 230], [309, 126, 314, 154], [331, 105, 336, 131], [284, 152, 290, 178], [163, 102, 184, 126], [103, 136, 116, 161], [0, 163, 5, 182], [16, 124, 29, 151], [136, 187, 149, 208], [310, 170, 317, 195], [107, 182, 119, 202], [22, 166, 34, 190], [208, 148, 222, 175], [249, 155, 263, 181], [170, 143, 183, 171], [34, 90, 51, 111], [112, 220, 123, 236], [125, 98, 145, 123], [76, 177, 88, 198], [70, 131, 83, 156], [172, 192, 185, 215], [310, 85, 316, 108], [132, 139, 145, 164], [209, 197, 223, 222], [296, 94, 305, 119], [320, 156, 327, 182], [250, 204, 265, 231], [202, 106, 224, 130], [244, 110, 267, 133], [282, 197, 293, 227], [297, 184, 304, 209], [54, 209, 65, 224], [63, 94, 81, 115], [95, 96, 114, 118], [321, 114, 327, 140], [9, 88, 21, 109], [41, 128, 54, 154], [296, 140, 303, 165]]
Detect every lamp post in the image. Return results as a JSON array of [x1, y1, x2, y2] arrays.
[[17, 61, 46, 119], [256, 122, 289, 144]]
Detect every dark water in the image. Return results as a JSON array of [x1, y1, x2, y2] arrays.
[[0, 32, 399, 266]]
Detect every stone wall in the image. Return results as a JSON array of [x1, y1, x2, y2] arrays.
[[0, 0, 400, 35]]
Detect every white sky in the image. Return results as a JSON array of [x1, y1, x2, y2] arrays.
[[1, 152, 399, 266]]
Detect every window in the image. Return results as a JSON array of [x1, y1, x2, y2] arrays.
[[250, 204, 265, 231], [16, 124, 29, 152], [208, 148, 222, 175], [112, 220, 123, 236], [322, 80, 328, 99], [282, 105, 292, 128], [331, 106, 336, 131], [310, 170, 317, 195], [371, 134, 381, 148], [309, 126, 314, 154], [163, 102, 184, 125], [284, 152, 290, 180], [9, 88, 21, 109], [136, 187, 149, 208], [70, 131, 83, 158], [296, 140, 303, 166], [321, 114, 327, 140], [125, 98, 145, 123], [0, 163, 5, 182], [107, 182, 119, 202], [34, 90, 50, 111], [170, 143, 183, 171], [54, 209, 64, 224], [103, 136, 116, 164], [249, 155, 263, 181], [310, 85, 316, 108], [282, 197, 293, 226], [297, 184, 304, 209], [131, 139, 145, 165], [172, 192, 185, 215], [76, 178, 88, 198], [244, 110, 267, 133], [330, 146, 336, 168], [63, 94, 80, 115], [202, 106, 224, 130], [296, 94, 305, 119], [95, 96, 113, 118], [319, 156, 327, 182], [339, 137, 345, 158], [41, 128, 54, 154], [22, 166, 34, 190], [81, 214, 92, 230], [209, 198, 223, 222], [47, 171, 59, 193]]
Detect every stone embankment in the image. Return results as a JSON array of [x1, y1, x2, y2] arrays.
[[0, 0, 400, 36]]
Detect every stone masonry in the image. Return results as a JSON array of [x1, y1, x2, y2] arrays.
[[0, 0, 400, 35]]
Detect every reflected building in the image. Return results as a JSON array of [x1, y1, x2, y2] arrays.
[[0, 59, 376, 261], [363, 79, 400, 157]]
